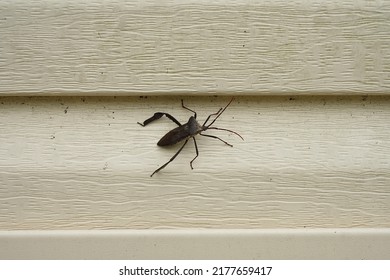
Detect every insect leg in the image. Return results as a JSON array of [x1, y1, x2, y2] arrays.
[[137, 112, 181, 127], [202, 108, 223, 126], [151, 139, 189, 177], [203, 98, 235, 128], [190, 137, 199, 169], [181, 100, 197, 119], [200, 133, 233, 147]]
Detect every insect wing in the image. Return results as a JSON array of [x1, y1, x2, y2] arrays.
[[157, 124, 190, 146]]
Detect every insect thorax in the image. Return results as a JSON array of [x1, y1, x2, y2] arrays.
[[187, 116, 203, 135]]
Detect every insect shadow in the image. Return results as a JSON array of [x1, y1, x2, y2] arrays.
[[137, 98, 243, 177]]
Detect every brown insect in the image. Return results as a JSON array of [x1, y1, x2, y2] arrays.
[[137, 98, 243, 176]]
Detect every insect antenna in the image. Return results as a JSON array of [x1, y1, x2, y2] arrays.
[[202, 98, 244, 140], [206, 126, 244, 140], [204, 98, 234, 128]]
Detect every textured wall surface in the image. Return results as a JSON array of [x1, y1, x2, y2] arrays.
[[1, 96, 389, 230], [1, 0, 390, 259], [0, 0, 389, 95]]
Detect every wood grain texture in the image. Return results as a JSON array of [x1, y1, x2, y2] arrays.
[[0, 0, 389, 95], [1, 96, 389, 230]]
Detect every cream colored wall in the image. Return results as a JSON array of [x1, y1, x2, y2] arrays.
[[1, 0, 388, 95], [0, 0, 389, 259], [1, 229, 390, 259], [1, 95, 390, 230]]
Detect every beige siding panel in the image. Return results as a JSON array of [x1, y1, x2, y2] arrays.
[[0, 0, 389, 96], [1, 229, 390, 260], [1, 96, 389, 230], [1, 0, 389, 260]]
